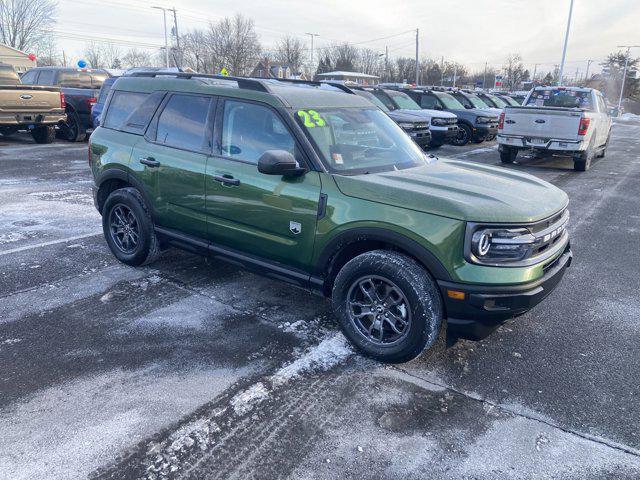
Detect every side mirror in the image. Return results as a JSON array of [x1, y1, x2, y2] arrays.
[[258, 150, 306, 177], [465, 105, 473, 109], [433, 104, 443, 110]]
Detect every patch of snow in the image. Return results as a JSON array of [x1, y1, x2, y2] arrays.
[[0, 338, 22, 346], [230, 382, 269, 415]]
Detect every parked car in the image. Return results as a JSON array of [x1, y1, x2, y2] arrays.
[[475, 91, 509, 110], [405, 88, 498, 146], [497, 86, 612, 171], [321, 82, 431, 150], [0, 63, 66, 143], [450, 90, 501, 140], [90, 72, 572, 363], [495, 93, 522, 106], [91, 77, 119, 128], [365, 87, 458, 148], [20, 67, 110, 141]]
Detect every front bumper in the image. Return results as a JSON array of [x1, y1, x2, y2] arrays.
[[409, 130, 432, 148], [475, 124, 498, 137], [430, 126, 458, 142], [438, 244, 572, 340]]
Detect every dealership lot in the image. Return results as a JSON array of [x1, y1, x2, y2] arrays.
[[1, 121, 640, 479]]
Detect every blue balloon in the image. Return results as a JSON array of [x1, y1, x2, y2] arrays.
[[77, 60, 87, 68]]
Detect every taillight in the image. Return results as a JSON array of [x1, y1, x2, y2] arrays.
[[498, 112, 505, 130], [578, 117, 590, 135], [60, 91, 66, 109], [87, 97, 97, 110]]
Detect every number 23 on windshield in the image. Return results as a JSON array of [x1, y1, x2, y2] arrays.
[[297, 110, 326, 128]]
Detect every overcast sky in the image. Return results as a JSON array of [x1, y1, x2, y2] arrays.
[[54, 0, 640, 74]]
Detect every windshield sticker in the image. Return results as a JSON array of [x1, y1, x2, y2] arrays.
[[332, 153, 344, 164], [297, 110, 327, 128]]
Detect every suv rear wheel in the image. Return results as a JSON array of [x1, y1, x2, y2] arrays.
[[332, 250, 443, 363], [31, 125, 55, 144], [102, 187, 161, 266], [60, 111, 87, 142]]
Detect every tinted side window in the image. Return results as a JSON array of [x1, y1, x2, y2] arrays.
[[156, 94, 212, 152], [121, 91, 165, 134], [220, 100, 295, 164], [36, 70, 55, 85], [103, 91, 148, 130], [420, 94, 438, 109], [57, 71, 93, 87], [20, 70, 38, 84]]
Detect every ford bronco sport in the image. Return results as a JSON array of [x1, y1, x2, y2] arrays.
[[90, 72, 572, 363]]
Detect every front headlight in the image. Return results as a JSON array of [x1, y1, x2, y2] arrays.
[[398, 122, 415, 130], [476, 116, 494, 124], [432, 118, 447, 126], [470, 227, 536, 263]]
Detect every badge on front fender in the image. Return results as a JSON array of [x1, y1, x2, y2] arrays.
[[289, 221, 301, 235]]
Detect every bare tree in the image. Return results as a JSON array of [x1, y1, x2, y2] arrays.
[[207, 14, 261, 75], [503, 53, 525, 90], [0, 0, 56, 52], [274, 36, 304, 73], [181, 30, 212, 72], [122, 48, 153, 68], [329, 43, 358, 72], [358, 48, 383, 76], [34, 34, 60, 66], [83, 42, 122, 69]]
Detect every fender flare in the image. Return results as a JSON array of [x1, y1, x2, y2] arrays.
[[95, 168, 156, 218], [316, 227, 451, 282]]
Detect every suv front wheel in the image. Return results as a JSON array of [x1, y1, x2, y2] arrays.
[[332, 250, 443, 363], [102, 187, 161, 266]]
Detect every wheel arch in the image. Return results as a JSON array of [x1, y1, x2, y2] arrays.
[[95, 168, 155, 218], [316, 227, 451, 296]]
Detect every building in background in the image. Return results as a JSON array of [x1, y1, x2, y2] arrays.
[[314, 71, 379, 85], [0, 44, 36, 73]]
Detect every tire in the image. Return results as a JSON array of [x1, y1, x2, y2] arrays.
[[472, 135, 486, 144], [31, 125, 55, 144], [573, 135, 596, 171], [500, 146, 518, 163], [451, 123, 472, 146], [102, 187, 161, 266], [0, 126, 18, 137], [485, 133, 496, 141], [428, 142, 443, 149], [332, 250, 443, 364], [60, 111, 87, 142], [598, 132, 610, 158]]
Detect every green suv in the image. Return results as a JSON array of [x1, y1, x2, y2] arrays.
[[90, 73, 572, 363]]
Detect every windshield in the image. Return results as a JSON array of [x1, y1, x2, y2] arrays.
[[0, 66, 20, 85], [485, 94, 507, 108], [294, 107, 429, 174], [388, 91, 422, 110], [354, 90, 390, 112], [466, 94, 489, 109], [526, 89, 593, 110], [435, 92, 465, 110], [501, 95, 520, 106]]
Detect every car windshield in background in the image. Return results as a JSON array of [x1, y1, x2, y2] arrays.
[[294, 107, 429, 175], [467, 94, 489, 109], [58, 71, 108, 88], [435, 92, 466, 110], [486, 94, 507, 108], [353, 90, 390, 112], [388, 91, 422, 110], [0, 66, 20, 85], [501, 95, 520, 106], [526, 89, 593, 110]]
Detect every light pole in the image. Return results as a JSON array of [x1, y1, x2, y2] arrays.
[[558, 0, 575, 85], [584, 59, 593, 84], [169, 7, 180, 68], [616, 46, 640, 115], [305, 33, 320, 76], [152, 6, 169, 68], [415, 28, 419, 86]]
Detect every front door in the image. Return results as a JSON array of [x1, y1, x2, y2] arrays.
[[131, 93, 215, 239], [205, 98, 321, 272]]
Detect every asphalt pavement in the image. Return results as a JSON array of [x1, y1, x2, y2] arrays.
[[0, 123, 639, 480]]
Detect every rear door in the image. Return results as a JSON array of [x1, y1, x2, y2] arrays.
[[204, 98, 321, 272], [131, 92, 215, 239]]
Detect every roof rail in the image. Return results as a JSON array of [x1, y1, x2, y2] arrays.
[[262, 77, 355, 94], [127, 71, 271, 93], [316, 80, 360, 94]]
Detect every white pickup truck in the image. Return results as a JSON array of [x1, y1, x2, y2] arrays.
[[497, 86, 612, 171]]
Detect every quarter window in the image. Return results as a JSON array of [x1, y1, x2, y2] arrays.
[[156, 94, 212, 152], [36, 70, 56, 85], [420, 95, 439, 109], [103, 91, 149, 130], [20, 70, 38, 84], [220, 100, 295, 164]]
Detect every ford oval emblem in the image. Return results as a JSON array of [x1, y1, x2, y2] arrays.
[[20, 94, 33, 100], [535, 119, 546, 124]]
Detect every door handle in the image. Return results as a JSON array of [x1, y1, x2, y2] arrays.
[[212, 174, 240, 186], [139, 156, 160, 167]]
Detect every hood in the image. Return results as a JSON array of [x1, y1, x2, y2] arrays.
[[388, 110, 429, 123], [479, 107, 502, 117], [332, 159, 568, 223], [395, 108, 458, 120]]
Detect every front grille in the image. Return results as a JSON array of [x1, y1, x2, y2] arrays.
[[529, 209, 569, 260]]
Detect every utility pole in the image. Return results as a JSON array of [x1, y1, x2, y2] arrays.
[[453, 64, 457, 88], [169, 7, 180, 68], [532, 63, 541, 83], [152, 6, 169, 67], [440, 56, 444, 86], [385, 45, 389, 81], [305, 33, 320, 76], [415, 28, 419, 85], [558, 0, 575, 85], [616, 45, 640, 116]]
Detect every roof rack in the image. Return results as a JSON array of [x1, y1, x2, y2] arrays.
[[127, 71, 271, 93], [263, 77, 355, 94]]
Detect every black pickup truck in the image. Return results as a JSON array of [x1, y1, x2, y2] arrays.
[[19, 67, 110, 141]]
